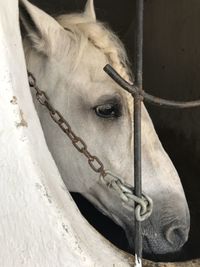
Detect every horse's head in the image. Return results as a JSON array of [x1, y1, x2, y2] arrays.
[[20, 0, 190, 259]]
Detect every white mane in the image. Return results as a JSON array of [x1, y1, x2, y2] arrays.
[[56, 13, 133, 82]]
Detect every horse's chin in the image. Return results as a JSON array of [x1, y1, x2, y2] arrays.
[[126, 233, 184, 262], [142, 237, 183, 262], [142, 250, 184, 263]]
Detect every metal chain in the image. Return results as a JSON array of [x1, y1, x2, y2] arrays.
[[28, 72, 153, 221], [28, 72, 105, 176]]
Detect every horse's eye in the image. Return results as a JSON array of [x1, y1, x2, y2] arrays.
[[94, 103, 122, 119]]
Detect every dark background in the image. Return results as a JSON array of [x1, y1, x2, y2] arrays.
[[29, 0, 200, 261]]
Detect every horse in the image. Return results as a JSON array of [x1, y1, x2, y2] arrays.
[[19, 0, 190, 260]]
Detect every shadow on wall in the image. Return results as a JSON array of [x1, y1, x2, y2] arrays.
[[29, 0, 200, 260]]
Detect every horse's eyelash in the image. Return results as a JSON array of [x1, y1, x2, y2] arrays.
[[93, 96, 122, 108]]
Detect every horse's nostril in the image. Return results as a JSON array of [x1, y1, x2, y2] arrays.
[[165, 225, 188, 248]]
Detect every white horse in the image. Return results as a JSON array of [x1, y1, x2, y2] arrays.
[[19, 0, 190, 259]]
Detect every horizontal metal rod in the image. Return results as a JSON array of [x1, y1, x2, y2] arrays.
[[143, 92, 200, 108], [104, 64, 200, 109]]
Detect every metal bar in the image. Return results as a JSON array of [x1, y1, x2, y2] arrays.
[[134, 0, 144, 265], [142, 92, 200, 108], [134, 95, 142, 265], [135, 0, 144, 88], [104, 65, 200, 109], [103, 65, 137, 95]]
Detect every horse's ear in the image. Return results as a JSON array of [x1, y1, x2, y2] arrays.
[[19, 0, 62, 54], [84, 0, 96, 21]]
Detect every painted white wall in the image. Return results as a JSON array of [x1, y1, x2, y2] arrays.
[[0, 0, 134, 266]]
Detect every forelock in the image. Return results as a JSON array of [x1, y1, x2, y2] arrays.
[[56, 13, 133, 83]]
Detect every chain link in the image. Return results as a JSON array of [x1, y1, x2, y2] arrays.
[[100, 171, 153, 221], [28, 72, 153, 221]]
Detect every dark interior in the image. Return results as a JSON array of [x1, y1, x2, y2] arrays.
[[29, 0, 200, 262]]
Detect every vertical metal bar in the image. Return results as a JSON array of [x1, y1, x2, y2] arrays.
[[135, 0, 144, 87], [134, 0, 144, 266], [134, 97, 142, 265]]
